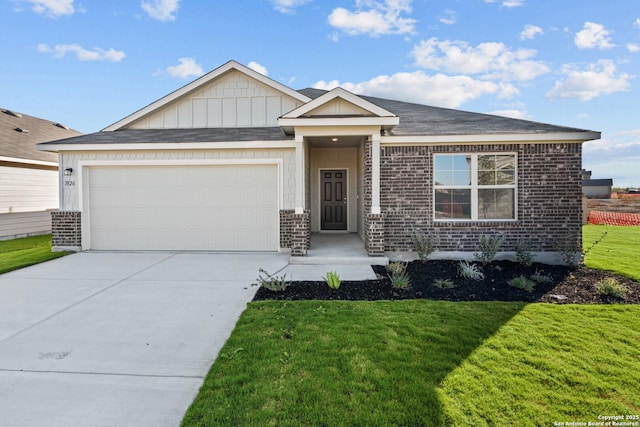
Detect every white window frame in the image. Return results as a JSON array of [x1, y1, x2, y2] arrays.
[[433, 152, 518, 222]]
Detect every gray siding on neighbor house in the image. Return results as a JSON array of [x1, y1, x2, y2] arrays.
[[379, 142, 583, 253]]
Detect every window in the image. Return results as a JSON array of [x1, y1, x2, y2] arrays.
[[434, 153, 516, 220]]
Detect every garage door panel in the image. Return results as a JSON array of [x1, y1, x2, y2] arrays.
[[87, 164, 279, 251]]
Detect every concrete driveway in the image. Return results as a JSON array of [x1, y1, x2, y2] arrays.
[[0, 251, 289, 427]]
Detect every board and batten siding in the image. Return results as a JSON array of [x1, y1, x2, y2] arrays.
[[0, 166, 59, 214], [58, 149, 296, 212], [126, 70, 304, 129]]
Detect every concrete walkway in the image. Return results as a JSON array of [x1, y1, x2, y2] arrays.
[[0, 252, 289, 427]]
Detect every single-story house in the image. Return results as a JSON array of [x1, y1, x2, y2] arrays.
[[581, 169, 613, 199], [1, 108, 80, 240], [38, 60, 600, 262]]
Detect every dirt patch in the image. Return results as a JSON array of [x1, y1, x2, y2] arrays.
[[587, 198, 640, 214], [253, 260, 640, 304]]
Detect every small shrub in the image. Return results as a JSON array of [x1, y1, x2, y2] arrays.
[[410, 227, 437, 263], [555, 235, 582, 268], [594, 277, 628, 299], [530, 270, 553, 284], [387, 262, 411, 289], [475, 235, 503, 265], [508, 275, 536, 292], [457, 260, 485, 281], [257, 268, 289, 292], [515, 239, 534, 267], [433, 278, 456, 290], [323, 271, 341, 290]]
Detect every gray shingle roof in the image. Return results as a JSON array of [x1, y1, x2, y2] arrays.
[[1, 108, 81, 162], [583, 179, 613, 187], [297, 88, 594, 135], [39, 127, 291, 146], [39, 87, 596, 149]]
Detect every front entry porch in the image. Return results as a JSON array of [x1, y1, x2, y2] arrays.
[[289, 233, 388, 265]]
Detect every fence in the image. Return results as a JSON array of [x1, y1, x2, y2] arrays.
[[588, 210, 640, 226]]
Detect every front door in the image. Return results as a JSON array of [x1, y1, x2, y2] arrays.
[[321, 169, 348, 230]]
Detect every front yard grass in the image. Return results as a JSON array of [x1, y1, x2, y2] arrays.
[[583, 224, 640, 281], [182, 301, 640, 426], [0, 234, 67, 274]]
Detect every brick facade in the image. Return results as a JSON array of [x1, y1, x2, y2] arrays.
[[365, 213, 385, 256], [51, 210, 81, 250], [380, 143, 583, 254], [280, 209, 310, 256]]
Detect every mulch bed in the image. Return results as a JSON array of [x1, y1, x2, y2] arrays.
[[253, 260, 640, 304]]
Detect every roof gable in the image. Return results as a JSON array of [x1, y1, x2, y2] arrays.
[[281, 87, 396, 119], [104, 60, 311, 131]]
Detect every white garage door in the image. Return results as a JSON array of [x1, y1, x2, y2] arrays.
[[86, 164, 279, 251]]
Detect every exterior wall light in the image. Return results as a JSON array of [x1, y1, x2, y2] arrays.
[[64, 168, 73, 176]]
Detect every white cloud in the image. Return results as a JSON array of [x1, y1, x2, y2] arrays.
[[438, 9, 456, 25], [247, 61, 268, 76], [484, 0, 524, 7], [164, 58, 204, 78], [312, 71, 515, 108], [488, 109, 526, 119], [271, 0, 311, 14], [628, 43, 640, 53], [37, 43, 125, 62], [575, 22, 614, 49], [635, 18, 640, 29], [411, 38, 548, 81], [546, 60, 632, 101], [520, 24, 543, 40], [141, 0, 180, 22], [503, 0, 524, 7], [19, 0, 75, 18], [327, 0, 416, 37]]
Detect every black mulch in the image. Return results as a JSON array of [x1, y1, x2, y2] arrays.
[[252, 260, 640, 304]]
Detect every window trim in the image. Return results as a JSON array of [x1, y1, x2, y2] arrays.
[[433, 152, 518, 222]]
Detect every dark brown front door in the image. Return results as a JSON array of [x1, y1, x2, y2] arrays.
[[321, 170, 348, 230]]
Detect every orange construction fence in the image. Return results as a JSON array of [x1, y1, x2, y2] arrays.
[[588, 210, 640, 226]]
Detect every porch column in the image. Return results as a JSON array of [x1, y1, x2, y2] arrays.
[[294, 133, 305, 214], [371, 132, 381, 214]]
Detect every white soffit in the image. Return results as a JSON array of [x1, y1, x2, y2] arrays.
[[102, 60, 311, 132]]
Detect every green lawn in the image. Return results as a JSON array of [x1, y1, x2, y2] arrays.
[[183, 301, 640, 426], [583, 224, 640, 281], [0, 234, 67, 274]]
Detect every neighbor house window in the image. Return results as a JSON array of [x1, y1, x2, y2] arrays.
[[434, 153, 516, 220]]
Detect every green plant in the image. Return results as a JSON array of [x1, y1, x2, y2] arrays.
[[475, 235, 503, 265], [323, 271, 341, 289], [257, 268, 290, 292], [433, 278, 456, 289], [515, 239, 534, 267], [410, 227, 437, 263], [555, 235, 582, 268], [387, 262, 411, 289], [457, 260, 485, 281], [594, 277, 628, 299], [530, 269, 553, 284], [507, 275, 536, 292]]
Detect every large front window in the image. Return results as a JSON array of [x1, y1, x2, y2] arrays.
[[434, 153, 516, 220]]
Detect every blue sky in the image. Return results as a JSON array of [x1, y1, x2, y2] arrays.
[[2, 0, 639, 187]]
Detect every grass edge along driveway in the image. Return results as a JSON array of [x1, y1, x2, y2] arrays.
[[0, 234, 67, 274]]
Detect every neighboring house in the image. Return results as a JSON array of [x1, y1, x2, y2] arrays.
[[38, 60, 600, 262], [581, 169, 613, 199], [0, 108, 80, 240]]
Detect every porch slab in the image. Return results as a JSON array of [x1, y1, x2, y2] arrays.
[[290, 233, 389, 266]]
